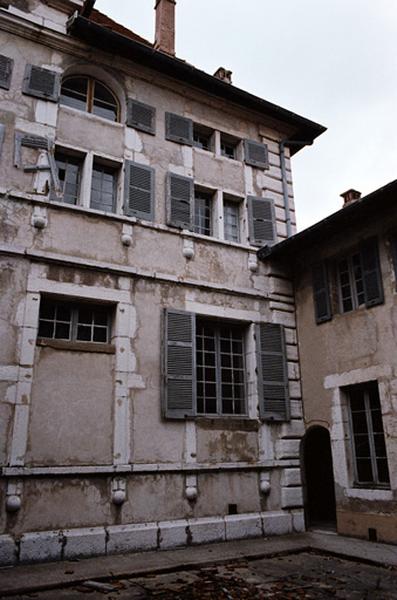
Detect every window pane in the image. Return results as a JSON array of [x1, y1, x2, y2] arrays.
[[54, 322, 70, 340], [193, 192, 212, 236], [224, 201, 240, 242], [356, 459, 374, 483], [93, 327, 108, 343], [38, 320, 53, 338], [377, 459, 390, 484], [90, 164, 117, 212], [77, 324, 92, 341], [60, 77, 88, 111], [55, 152, 83, 205], [92, 81, 118, 122]]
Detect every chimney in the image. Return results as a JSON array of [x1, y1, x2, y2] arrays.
[[213, 67, 233, 85], [340, 189, 361, 206], [154, 0, 176, 56]]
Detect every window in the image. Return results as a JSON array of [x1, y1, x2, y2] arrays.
[[196, 319, 245, 415], [54, 150, 83, 205], [60, 76, 119, 122], [193, 124, 213, 151], [223, 199, 240, 243], [347, 382, 390, 487], [193, 189, 213, 236], [91, 161, 118, 212], [38, 298, 112, 344], [338, 253, 365, 312], [220, 133, 239, 160]]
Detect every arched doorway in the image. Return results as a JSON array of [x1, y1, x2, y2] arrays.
[[302, 426, 337, 529]]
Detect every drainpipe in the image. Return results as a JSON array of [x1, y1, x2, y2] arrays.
[[279, 140, 313, 237]]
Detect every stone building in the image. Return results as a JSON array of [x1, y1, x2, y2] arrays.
[[260, 182, 397, 544], [0, 0, 325, 563]]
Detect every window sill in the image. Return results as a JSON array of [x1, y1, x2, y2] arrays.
[[36, 338, 115, 354], [58, 105, 123, 128], [195, 417, 259, 431], [346, 487, 392, 501]]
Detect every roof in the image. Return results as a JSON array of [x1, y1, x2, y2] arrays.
[[258, 179, 397, 262], [67, 13, 326, 153]]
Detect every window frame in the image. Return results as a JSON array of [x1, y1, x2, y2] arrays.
[[337, 251, 366, 313], [346, 382, 390, 489], [220, 133, 241, 160], [193, 123, 214, 152], [90, 158, 120, 213], [53, 149, 85, 205], [193, 187, 214, 237], [60, 76, 120, 123], [223, 196, 241, 243]]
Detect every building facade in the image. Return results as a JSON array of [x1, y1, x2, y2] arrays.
[[260, 183, 397, 544], [0, 0, 325, 563]]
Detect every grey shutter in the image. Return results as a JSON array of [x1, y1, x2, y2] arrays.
[[167, 173, 193, 229], [0, 55, 13, 90], [256, 323, 289, 421], [312, 262, 332, 324], [247, 196, 276, 246], [163, 309, 196, 419], [392, 237, 397, 279], [124, 160, 154, 220], [0, 124, 5, 158], [22, 65, 61, 102], [360, 238, 384, 307], [165, 112, 193, 145], [244, 140, 269, 169], [127, 99, 156, 135]]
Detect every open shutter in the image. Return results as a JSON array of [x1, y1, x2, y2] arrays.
[[312, 262, 332, 324], [244, 140, 269, 169], [360, 238, 384, 307], [165, 112, 193, 145], [167, 173, 193, 229], [256, 323, 289, 421], [163, 309, 196, 419], [0, 124, 5, 158], [0, 55, 13, 90], [124, 161, 154, 220], [22, 65, 60, 102], [127, 99, 156, 135], [248, 196, 276, 247]]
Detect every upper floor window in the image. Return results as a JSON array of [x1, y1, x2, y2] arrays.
[[55, 150, 83, 205], [60, 76, 119, 122]]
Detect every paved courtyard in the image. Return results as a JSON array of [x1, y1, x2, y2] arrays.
[[2, 551, 397, 599]]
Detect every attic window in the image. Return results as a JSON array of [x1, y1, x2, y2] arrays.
[[60, 76, 119, 122]]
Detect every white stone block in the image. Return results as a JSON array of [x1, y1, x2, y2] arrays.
[[289, 381, 302, 399], [224, 513, 262, 541], [106, 523, 157, 555], [188, 517, 225, 545], [261, 511, 292, 536], [281, 486, 303, 509], [159, 519, 188, 549], [281, 420, 305, 439], [63, 527, 106, 559], [281, 468, 302, 488], [292, 511, 306, 533], [290, 400, 303, 419], [0, 535, 17, 566], [275, 439, 300, 459], [20, 530, 62, 563]]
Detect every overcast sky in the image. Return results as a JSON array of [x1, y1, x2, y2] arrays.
[[95, 0, 397, 231]]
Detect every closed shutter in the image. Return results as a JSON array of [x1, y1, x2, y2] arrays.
[[167, 173, 193, 229], [312, 262, 332, 324], [124, 161, 154, 220], [360, 238, 384, 307], [0, 124, 5, 158], [256, 323, 289, 421], [0, 55, 13, 90], [127, 99, 156, 135], [22, 65, 61, 102], [392, 237, 397, 279], [244, 139, 269, 169], [163, 309, 196, 419], [165, 112, 193, 145], [248, 196, 276, 246]]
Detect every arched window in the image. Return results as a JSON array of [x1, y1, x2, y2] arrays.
[[60, 76, 119, 122]]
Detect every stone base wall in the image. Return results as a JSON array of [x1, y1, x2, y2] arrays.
[[337, 510, 397, 545]]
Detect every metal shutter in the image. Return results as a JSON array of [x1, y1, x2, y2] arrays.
[[22, 65, 61, 102], [165, 112, 193, 145], [244, 139, 269, 169], [312, 262, 332, 324], [163, 309, 196, 419], [256, 323, 290, 421], [124, 160, 155, 221], [247, 196, 276, 247], [127, 99, 156, 135]]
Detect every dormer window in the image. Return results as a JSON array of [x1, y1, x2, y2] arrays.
[[60, 76, 119, 122]]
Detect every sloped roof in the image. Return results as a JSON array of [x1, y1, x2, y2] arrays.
[[89, 9, 153, 47]]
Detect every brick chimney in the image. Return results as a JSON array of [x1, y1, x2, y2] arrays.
[[341, 189, 361, 206], [154, 0, 176, 56], [214, 67, 233, 84]]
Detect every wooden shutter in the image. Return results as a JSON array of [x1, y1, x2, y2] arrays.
[[163, 309, 196, 419], [312, 262, 332, 324], [392, 237, 397, 279], [124, 161, 154, 220], [247, 196, 276, 246], [167, 173, 193, 229], [360, 238, 384, 307], [165, 112, 193, 145], [0, 55, 13, 90], [127, 99, 156, 135], [22, 65, 61, 102], [244, 140, 269, 169], [256, 323, 289, 421], [0, 124, 5, 158]]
